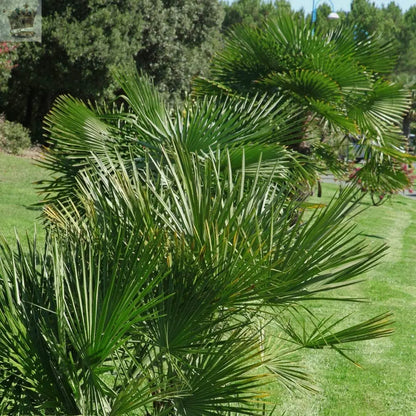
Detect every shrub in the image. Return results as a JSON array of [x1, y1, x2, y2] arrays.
[[0, 115, 31, 154], [0, 42, 18, 93]]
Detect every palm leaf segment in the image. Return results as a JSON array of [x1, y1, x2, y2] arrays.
[[1, 73, 394, 414], [193, 13, 411, 171], [39, 71, 309, 211]]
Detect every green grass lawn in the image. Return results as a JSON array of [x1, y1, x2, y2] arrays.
[[275, 183, 416, 415], [0, 152, 45, 245], [1, 155, 415, 414]]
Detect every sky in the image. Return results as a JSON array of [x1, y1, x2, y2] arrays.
[[291, 0, 415, 13], [225, 0, 416, 13]]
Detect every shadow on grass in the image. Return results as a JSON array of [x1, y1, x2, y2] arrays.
[[24, 205, 42, 212], [358, 233, 386, 240]]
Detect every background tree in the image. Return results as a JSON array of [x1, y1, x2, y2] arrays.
[[1, 0, 145, 140], [1, 0, 223, 142], [347, 0, 381, 35], [378, 2, 404, 53], [398, 5, 416, 74], [221, 0, 292, 31], [135, 0, 223, 101]]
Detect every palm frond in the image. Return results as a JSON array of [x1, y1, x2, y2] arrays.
[[281, 311, 393, 365], [193, 11, 410, 173]]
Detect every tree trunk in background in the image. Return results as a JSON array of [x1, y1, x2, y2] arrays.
[[24, 87, 33, 130], [403, 112, 411, 155], [403, 112, 411, 138]]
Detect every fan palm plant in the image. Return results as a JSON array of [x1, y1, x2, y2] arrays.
[[193, 12, 412, 191], [0, 73, 394, 414], [38, 71, 313, 212]]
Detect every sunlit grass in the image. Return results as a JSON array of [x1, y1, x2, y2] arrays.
[[0, 152, 45, 245], [274, 183, 416, 415]]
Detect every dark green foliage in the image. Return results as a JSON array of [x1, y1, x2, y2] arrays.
[[135, 0, 224, 101], [221, 0, 292, 31], [345, 0, 415, 75], [2, 1, 145, 141], [1, 0, 223, 142], [398, 6, 416, 74]]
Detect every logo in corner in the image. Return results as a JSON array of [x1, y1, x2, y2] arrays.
[[1, 1, 41, 42]]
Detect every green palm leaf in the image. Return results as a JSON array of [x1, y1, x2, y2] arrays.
[[193, 11, 411, 178], [15, 66, 397, 414], [281, 310, 393, 365]]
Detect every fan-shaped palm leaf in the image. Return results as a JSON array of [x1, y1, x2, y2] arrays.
[[193, 11, 411, 180]]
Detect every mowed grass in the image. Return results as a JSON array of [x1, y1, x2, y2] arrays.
[[0, 152, 45, 245], [275, 183, 416, 415]]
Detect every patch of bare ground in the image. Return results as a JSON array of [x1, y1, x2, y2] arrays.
[[14, 145, 43, 160]]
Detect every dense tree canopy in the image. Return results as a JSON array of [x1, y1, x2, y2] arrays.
[[135, 0, 223, 100], [2, 1, 144, 139], [1, 0, 223, 141], [221, 0, 292, 31]]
